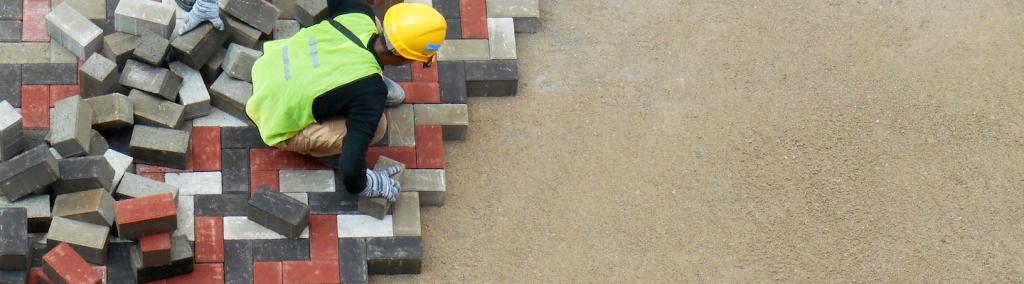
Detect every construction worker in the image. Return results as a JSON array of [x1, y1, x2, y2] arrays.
[[181, 0, 446, 201]]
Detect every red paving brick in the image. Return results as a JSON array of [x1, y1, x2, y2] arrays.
[[21, 85, 49, 129], [188, 127, 222, 171], [21, 0, 49, 42], [250, 148, 327, 171], [49, 85, 79, 107], [163, 263, 224, 284], [139, 233, 172, 254], [309, 215, 338, 262], [280, 261, 339, 284], [460, 0, 488, 39], [415, 125, 445, 168], [136, 164, 188, 174], [43, 243, 102, 284], [400, 82, 441, 104], [251, 170, 280, 194], [411, 63, 439, 82], [139, 172, 166, 182], [366, 146, 417, 168], [253, 262, 282, 284], [114, 192, 176, 231], [194, 217, 225, 263]]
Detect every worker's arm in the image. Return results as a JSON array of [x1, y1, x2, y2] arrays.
[[311, 75, 389, 195]]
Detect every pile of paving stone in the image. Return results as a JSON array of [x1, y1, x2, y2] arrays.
[[0, 0, 538, 282]]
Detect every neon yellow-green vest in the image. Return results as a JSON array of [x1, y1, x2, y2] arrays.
[[246, 13, 381, 146]]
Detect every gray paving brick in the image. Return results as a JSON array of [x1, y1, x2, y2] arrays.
[[84, 93, 134, 130], [28, 233, 46, 266], [221, 149, 250, 194], [168, 62, 213, 119], [210, 72, 254, 122], [103, 32, 139, 68], [382, 64, 411, 82], [201, 48, 227, 82], [222, 43, 262, 82], [194, 193, 248, 216], [413, 103, 468, 140], [128, 89, 185, 129], [438, 61, 466, 104], [45, 3, 104, 59], [79, 53, 122, 98], [445, 18, 461, 39], [102, 149, 133, 189], [56, 0, 107, 20], [251, 239, 310, 261], [0, 101, 23, 162], [385, 104, 415, 147], [220, 0, 281, 33], [0, 207, 28, 270], [0, 145, 58, 201], [273, 20, 299, 39], [221, 126, 268, 149], [132, 31, 170, 66], [48, 96, 93, 158], [115, 173, 179, 200], [0, 43, 50, 64], [164, 171, 222, 196], [120, 60, 183, 101], [294, 0, 325, 27], [357, 197, 388, 220], [0, 65, 19, 107], [170, 22, 229, 69], [0, 20, 20, 42], [400, 169, 445, 206], [514, 17, 539, 33], [279, 170, 334, 193], [0, 0, 22, 20], [308, 192, 358, 214], [465, 59, 518, 97], [430, 0, 458, 18], [87, 129, 109, 156], [114, 0, 176, 38], [392, 192, 419, 237], [46, 216, 110, 264], [338, 237, 367, 283], [0, 270, 26, 283], [224, 240, 253, 283], [436, 39, 489, 61], [0, 194, 51, 233], [131, 234, 194, 282], [248, 187, 310, 239], [22, 130, 47, 150], [365, 236, 421, 275], [21, 63, 77, 84], [52, 156, 115, 195], [106, 242, 137, 284], [223, 15, 261, 49], [488, 17, 517, 59], [49, 42, 79, 63], [52, 188, 116, 227], [486, 0, 539, 18], [129, 125, 190, 169]]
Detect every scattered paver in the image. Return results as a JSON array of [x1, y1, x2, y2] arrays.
[[120, 60, 182, 101], [42, 242, 102, 284], [220, 0, 281, 33], [47, 95, 92, 157], [366, 236, 422, 274], [247, 187, 309, 239], [168, 61, 213, 119], [45, 216, 109, 264], [0, 145, 60, 201], [0, 207, 29, 270], [129, 125, 189, 169], [78, 53, 121, 98], [221, 43, 261, 82], [0, 100, 23, 161], [113, 0, 176, 38], [45, 2, 103, 59], [138, 233, 171, 267], [115, 173, 179, 199], [52, 155, 115, 194], [84, 93, 134, 130], [114, 192, 177, 239], [51, 188, 115, 226]]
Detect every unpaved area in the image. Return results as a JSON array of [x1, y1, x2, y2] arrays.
[[380, 1, 1024, 282]]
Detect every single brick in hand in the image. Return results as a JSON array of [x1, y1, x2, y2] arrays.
[[247, 187, 310, 239], [114, 192, 177, 239]]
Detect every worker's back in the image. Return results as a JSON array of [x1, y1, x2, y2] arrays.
[[247, 13, 382, 146]]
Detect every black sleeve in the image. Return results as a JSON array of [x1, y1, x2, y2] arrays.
[[327, 0, 376, 19], [311, 74, 388, 194]]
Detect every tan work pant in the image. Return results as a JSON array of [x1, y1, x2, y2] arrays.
[[274, 114, 387, 157]]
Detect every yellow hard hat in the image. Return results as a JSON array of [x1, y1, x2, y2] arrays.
[[382, 3, 447, 64]]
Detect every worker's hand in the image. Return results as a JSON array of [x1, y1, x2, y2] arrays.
[[179, 0, 224, 34], [359, 167, 402, 202]]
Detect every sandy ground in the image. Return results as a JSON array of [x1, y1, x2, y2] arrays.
[[378, 1, 1024, 282]]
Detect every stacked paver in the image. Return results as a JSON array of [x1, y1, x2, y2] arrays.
[[0, 0, 538, 281]]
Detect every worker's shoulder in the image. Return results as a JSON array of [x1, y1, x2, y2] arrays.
[[327, 0, 377, 19]]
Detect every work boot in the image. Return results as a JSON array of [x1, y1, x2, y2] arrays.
[[383, 75, 405, 107]]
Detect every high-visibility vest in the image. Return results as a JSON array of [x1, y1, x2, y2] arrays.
[[247, 13, 381, 146]]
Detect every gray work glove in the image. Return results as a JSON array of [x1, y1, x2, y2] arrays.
[[358, 166, 403, 202], [383, 75, 406, 107], [179, 0, 224, 34]]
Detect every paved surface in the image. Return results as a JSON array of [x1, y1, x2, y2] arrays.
[[381, 1, 1024, 282]]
